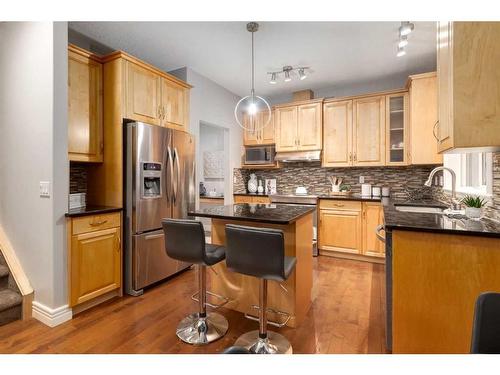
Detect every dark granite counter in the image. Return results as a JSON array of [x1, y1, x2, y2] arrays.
[[383, 199, 500, 238], [233, 192, 269, 197], [188, 203, 315, 225], [318, 194, 384, 202], [65, 205, 122, 218], [199, 195, 224, 199]]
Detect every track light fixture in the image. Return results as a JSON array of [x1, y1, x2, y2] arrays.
[[399, 21, 415, 36], [396, 21, 414, 57], [268, 65, 310, 84]]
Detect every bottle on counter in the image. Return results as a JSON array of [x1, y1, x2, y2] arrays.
[[257, 180, 264, 193]]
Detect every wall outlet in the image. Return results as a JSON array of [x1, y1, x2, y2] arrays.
[[39, 181, 50, 197], [359, 176, 365, 184]]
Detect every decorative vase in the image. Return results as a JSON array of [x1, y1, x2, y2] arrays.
[[247, 173, 258, 193], [465, 207, 482, 219], [257, 180, 264, 193]]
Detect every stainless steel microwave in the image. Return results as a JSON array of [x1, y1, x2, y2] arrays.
[[244, 145, 275, 165]]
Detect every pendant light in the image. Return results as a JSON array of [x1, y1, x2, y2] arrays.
[[234, 22, 271, 132]]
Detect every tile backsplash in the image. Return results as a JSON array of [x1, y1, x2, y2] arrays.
[[234, 163, 439, 199], [235, 152, 500, 222], [70, 162, 88, 195]]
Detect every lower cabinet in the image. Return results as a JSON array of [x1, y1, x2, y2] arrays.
[[68, 212, 122, 308], [318, 200, 385, 261], [233, 195, 271, 204]]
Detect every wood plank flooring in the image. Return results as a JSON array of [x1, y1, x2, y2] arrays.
[[0, 256, 387, 354]]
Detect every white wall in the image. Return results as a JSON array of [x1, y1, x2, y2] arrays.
[[0, 22, 69, 314], [171, 67, 242, 205], [199, 123, 225, 195]]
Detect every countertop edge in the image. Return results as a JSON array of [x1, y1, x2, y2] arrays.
[[65, 206, 123, 218], [385, 223, 500, 239]]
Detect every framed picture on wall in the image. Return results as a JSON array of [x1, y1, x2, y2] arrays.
[[265, 179, 276, 194]]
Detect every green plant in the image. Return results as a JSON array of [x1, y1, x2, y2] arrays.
[[339, 184, 351, 192], [461, 195, 486, 208]]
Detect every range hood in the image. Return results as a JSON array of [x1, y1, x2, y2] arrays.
[[275, 150, 321, 163]]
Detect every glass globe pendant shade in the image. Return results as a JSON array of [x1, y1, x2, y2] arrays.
[[234, 94, 272, 132]]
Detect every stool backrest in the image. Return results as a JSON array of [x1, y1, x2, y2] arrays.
[[225, 224, 285, 281], [471, 292, 500, 354], [162, 219, 205, 264]]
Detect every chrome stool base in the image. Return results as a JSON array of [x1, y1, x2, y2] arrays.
[[234, 330, 292, 354], [176, 312, 228, 345]]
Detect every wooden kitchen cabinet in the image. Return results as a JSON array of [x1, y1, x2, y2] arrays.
[[318, 199, 384, 262], [68, 45, 103, 163], [436, 22, 500, 153], [275, 99, 323, 152], [362, 202, 385, 258], [125, 61, 162, 125], [407, 72, 442, 164], [68, 212, 122, 309], [385, 93, 409, 165], [161, 78, 189, 131], [243, 110, 275, 146], [322, 100, 353, 167], [233, 195, 270, 204], [297, 102, 322, 150], [318, 200, 362, 255], [353, 95, 386, 166]]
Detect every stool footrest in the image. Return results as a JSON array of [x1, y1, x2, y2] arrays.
[[191, 291, 229, 309], [244, 305, 291, 328]]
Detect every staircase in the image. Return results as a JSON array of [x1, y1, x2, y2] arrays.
[[0, 252, 22, 326]]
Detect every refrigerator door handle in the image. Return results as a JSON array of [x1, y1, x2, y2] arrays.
[[173, 147, 180, 204], [167, 146, 174, 203]]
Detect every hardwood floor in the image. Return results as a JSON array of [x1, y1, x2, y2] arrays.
[[0, 256, 387, 354]]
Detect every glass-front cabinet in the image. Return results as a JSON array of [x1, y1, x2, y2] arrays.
[[386, 93, 408, 165]]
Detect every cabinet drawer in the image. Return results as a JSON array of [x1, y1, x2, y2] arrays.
[[253, 197, 270, 204], [72, 212, 121, 235], [319, 200, 361, 211]]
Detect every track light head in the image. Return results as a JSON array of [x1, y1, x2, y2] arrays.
[[397, 46, 406, 57], [398, 36, 408, 48], [269, 72, 277, 84], [399, 21, 414, 36], [298, 68, 307, 80]]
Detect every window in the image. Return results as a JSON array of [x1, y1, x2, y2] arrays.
[[443, 152, 493, 196]]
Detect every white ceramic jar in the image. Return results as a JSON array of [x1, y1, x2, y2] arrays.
[[247, 173, 258, 193], [465, 207, 482, 219]]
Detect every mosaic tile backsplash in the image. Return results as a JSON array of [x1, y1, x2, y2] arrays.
[[70, 163, 88, 194], [234, 152, 500, 222], [234, 163, 439, 199]]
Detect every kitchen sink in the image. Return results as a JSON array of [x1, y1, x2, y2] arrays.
[[394, 205, 446, 214]]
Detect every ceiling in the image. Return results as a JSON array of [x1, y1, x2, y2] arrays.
[[69, 21, 437, 98]]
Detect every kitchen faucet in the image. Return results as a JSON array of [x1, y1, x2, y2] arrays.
[[424, 166, 461, 210]]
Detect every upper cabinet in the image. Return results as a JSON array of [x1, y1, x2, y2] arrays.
[[161, 77, 190, 130], [407, 72, 442, 164], [125, 62, 161, 125], [121, 56, 191, 131], [322, 100, 352, 167], [243, 110, 275, 146], [385, 92, 409, 165], [437, 22, 500, 153], [68, 45, 103, 163], [352, 95, 386, 166], [275, 99, 323, 152]]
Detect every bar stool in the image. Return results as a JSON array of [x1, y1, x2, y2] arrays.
[[162, 219, 229, 345], [225, 224, 297, 354], [471, 292, 500, 354]]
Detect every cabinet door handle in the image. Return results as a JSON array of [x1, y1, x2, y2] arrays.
[[116, 235, 121, 253], [353, 152, 357, 162], [433, 121, 439, 141], [158, 105, 162, 119], [90, 219, 108, 226], [163, 106, 167, 120], [349, 152, 352, 162], [332, 203, 344, 207]]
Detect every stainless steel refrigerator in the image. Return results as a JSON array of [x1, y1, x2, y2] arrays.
[[124, 121, 195, 296]]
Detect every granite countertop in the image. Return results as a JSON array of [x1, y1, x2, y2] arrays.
[[188, 203, 316, 225], [233, 192, 269, 197], [65, 205, 123, 218], [317, 193, 384, 202], [383, 199, 500, 238]]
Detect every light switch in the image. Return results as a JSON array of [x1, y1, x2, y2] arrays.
[[359, 176, 365, 184], [39, 181, 50, 197]]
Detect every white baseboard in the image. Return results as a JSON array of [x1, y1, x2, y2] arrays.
[[32, 301, 72, 327]]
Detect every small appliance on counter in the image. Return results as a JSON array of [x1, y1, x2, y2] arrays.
[[295, 186, 308, 196], [69, 193, 86, 210], [361, 183, 372, 197], [199, 182, 207, 196]]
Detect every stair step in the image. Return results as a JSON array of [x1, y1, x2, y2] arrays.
[[0, 264, 8, 278], [0, 289, 22, 313]]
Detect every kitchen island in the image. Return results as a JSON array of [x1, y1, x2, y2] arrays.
[[189, 203, 315, 328]]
